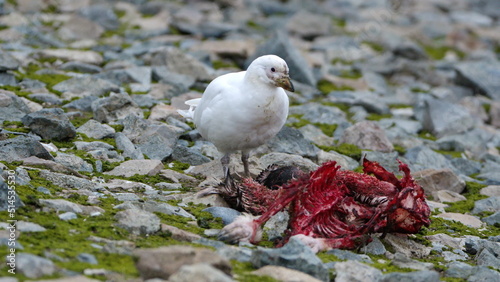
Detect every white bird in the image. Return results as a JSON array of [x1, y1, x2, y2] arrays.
[[178, 55, 294, 179]]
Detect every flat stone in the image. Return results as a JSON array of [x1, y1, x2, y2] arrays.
[[115, 209, 160, 236], [77, 119, 115, 139], [252, 265, 322, 282], [334, 260, 382, 282], [455, 61, 500, 101], [168, 263, 233, 282], [436, 212, 484, 228], [105, 160, 163, 177], [38, 49, 103, 65], [16, 253, 56, 279], [133, 246, 232, 280], [54, 76, 119, 99], [39, 199, 104, 215]]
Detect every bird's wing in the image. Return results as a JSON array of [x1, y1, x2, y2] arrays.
[[193, 71, 246, 134]]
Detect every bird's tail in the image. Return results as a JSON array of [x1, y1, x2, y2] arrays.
[[177, 98, 201, 119]]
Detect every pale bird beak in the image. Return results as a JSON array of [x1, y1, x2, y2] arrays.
[[276, 76, 294, 92]]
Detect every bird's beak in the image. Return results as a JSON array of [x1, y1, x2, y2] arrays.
[[276, 76, 294, 92]]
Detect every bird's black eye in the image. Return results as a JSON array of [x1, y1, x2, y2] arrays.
[[271, 67, 276, 72]]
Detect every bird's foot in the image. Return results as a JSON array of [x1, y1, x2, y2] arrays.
[[290, 234, 327, 254], [218, 214, 262, 245]]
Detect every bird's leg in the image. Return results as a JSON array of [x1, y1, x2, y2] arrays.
[[241, 151, 250, 177], [221, 153, 231, 180]]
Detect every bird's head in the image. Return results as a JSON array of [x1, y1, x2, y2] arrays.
[[248, 55, 294, 92]]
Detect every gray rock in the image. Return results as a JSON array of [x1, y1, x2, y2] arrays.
[[131, 94, 157, 108], [326, 249, 372, 263], [0, 90, 32, 122], [379, 270, 440, 282], [444, 261, 474, 279], [54, 152, 93, 172], [0, 50, 19, 71], [151, 47, 214, 81], [59, 212, 77, 221], [28, 93, 62, 105], [21, 108, 76, 140], [415, 95, 475, 138], [297, 124, 334, 147], [286, 11, 331, 39], [0, 72, 16, 86], [467, 266, 500, 282], [289, 103, 347, 125], [15, 253, 56, 279], [105, 159, 163, 177], [391, 252, 434, 271], [259, 152, 318, 173], [451, 158, 481, 176], [121, 114, 180, 161], [74, 141, 114, 151], [436, 129, 491, 159], [327, 91, 390, 115], [172, 143, 211, 166], [59, 61, 102, 74], [16, 221, 46, 232], [53, 76, 119, 99], [476, 247, 500, 270], [339, 121, 394, 152], [203, 207, 241, 225], [168, 263, 233, 282], [477, 160, 500, 185], [91, 92, 143, 123], [0, 136, 53, 162], [134, 245, 232, 280], [38, 169, 102, 191], [98, 67, 152, 92], [455, 61, 500, 101], [404, 146, 454, 172], [263, 211, 289, 242], [413, 168, 466, 198], [251, 236, 329, 281], [334, 260, 382, 282], [79, 4, 119, 30], [265, 126, 319, 159], [115, 209, 161, 236], [450, 11, 493, 27], [152, 66, 195, 91], [142, 200, 195, 219], [63, 96, 99, 112], [77, 119, 115, 139], [248, 31, 316, 86], [472, 196, 500, 214], [115, 132, 144, 160], [77, 253, 98, 264], [483, 212, 500, 226], [360, 237, 386, 255], [40, 199, 103, 215]]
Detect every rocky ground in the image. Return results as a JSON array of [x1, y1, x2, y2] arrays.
[[0, 0, 500, 281]]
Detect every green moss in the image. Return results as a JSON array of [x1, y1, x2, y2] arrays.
[[331, 58, 354, 65], [68, 113, 93, 128], [0, 85, 31, 98], [362, 41, 385, 53], [184, 203, 224, 230], [143, 110, 151, 119], [314, 123, 338, 137], [433, 150, 463, 158], [332, 18, 346, 28], [366, 254, 415, 273], [212, 60, 238, 70], [444, 182, 488, 214], [231, 261, 279, 282], [388, 104, 412, 109], [482, 103, 491, 114], [421, 216, 499, 238], [422, 45, 465, 60], [317, 79, 355, 94], [417, 130, 437, 141], [110, 124, 124, 132], [393, 144, 407, 155], [2, 120, 30, 133], [366, 113, 392, 121], [169, 160, 191, 172], [338, 69, 362, 79], [247, 20, 265, 31], [410, 87, 429, 93], [317, 143, 364, 160]]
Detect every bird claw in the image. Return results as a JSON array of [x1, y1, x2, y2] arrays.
[[218, 214, 262, 244]]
